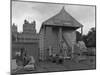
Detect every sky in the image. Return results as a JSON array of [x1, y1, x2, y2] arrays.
[[12, 1, 95, 34]]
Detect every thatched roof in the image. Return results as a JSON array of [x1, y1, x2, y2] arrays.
[[42, 7, 83, 28]]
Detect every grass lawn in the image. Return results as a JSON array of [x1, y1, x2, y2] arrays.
[[11, 55, 96, 74]]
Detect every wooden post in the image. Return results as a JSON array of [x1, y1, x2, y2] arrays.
[[59, 27, 62, 42], [81, 27, 83, 36], [59, 27, 63, 54]]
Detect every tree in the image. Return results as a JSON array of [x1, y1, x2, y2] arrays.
[[82, 27, 96, 47], [86, 27, 96, 47], [82, 35, 88, 45]]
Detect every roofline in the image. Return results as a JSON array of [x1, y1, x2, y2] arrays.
[[42, 6, 84, 28], [42, 22, 83, 27], [39, 23, 83, 33], [43, 24, 82, 28], [39, 24, 44, 34]]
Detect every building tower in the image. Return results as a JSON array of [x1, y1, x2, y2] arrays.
[[23, 19, 36, 34], [11, 23, 17, 33]]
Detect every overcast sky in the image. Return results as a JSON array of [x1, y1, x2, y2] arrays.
[[12, 1, 95, 34]]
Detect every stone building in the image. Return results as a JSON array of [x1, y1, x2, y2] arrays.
[[39, 7, 83, 60], [12, 20, 39, 63], [17, 19, 38, 43], [23, 19, 36, 34]]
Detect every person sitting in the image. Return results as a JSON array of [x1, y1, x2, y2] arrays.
[[15, 48, 35, 70], [24, 55, 35, 71]]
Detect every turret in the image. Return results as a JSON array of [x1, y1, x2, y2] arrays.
[[23, 19, 36, 34], [24, 19, 29, 24], [12, 23, 17, 33]]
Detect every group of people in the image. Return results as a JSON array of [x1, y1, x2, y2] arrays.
[[15, 48, 35, 71]]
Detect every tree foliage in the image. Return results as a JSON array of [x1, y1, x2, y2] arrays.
[[76, 27, 96, 47], [86, 27, 96, 47]]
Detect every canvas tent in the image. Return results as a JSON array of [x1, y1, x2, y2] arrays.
[[39, 7, 83, 60]]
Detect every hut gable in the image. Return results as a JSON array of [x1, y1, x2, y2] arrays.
[[43, 7, 83, 28]]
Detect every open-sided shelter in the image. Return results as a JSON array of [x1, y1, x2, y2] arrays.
[[39, 7, 83, 61]]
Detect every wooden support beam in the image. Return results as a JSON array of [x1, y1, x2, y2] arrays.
[[59, 27, 62, 42], [81, 27, 83, 36], [59, 27, 63, 53]]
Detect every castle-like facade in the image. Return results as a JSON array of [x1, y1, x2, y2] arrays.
[[11, 19, 39, 43], [11, 20, 39, 61]]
